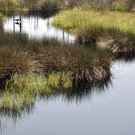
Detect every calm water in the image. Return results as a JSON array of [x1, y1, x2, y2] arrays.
[[0, 16, 135, 135], [3, 16, 75, 43], [1, 61, 135, 135]]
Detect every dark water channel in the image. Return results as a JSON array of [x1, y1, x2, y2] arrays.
[[0, 16, 135, 135]]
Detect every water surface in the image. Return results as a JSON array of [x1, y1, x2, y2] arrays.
[[3, 16, 75, 43], [0, 60, 135, 135]]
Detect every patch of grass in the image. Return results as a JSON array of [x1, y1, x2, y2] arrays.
[[0, 66, 112, 115], [0, 92, 35, 113], [5, 72, 72, 95], [0, 72, 72, 112], [0, 46, 40, 78], [0, 32, 112, 85], [0, 44, 111, 84], [0, 32, 112, 115], [53, 8, 135, 44]]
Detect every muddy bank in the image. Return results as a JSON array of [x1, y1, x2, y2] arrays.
[[96, 35, 135, 60], [76, 31, 135, 61]]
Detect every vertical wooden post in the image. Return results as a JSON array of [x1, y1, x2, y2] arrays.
[[19, 15, 22, 33], [13, 16, 15, 33]]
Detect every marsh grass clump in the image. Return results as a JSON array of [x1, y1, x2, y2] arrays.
[[0, 46, 40, 75], [0, 72, 73, 113], [29, 45, 111, 84], [0, 32, 112, 114], [0, 41, 111, 89], [53, 9, 135, 45], [0, 68, 111, 114], [5, 72, 72, 95], [0, 92, 35, 114], [0, 45, 42, 89], [5, 73, 50, 95]]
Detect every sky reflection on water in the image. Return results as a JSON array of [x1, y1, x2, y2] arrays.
[[3, 16, 75, 43], [0, 61, 135, 135]]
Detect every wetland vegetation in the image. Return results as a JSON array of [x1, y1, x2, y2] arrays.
[[0, 0, 135, 135], [54, 9, 135, 54], [0, 0, 134, 116], [0, 31, 112, 114]]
